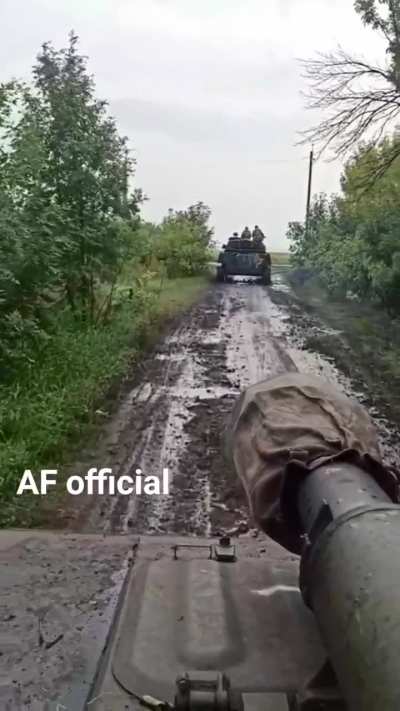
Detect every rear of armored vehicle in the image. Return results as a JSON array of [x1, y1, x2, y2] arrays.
[[217, 247, 271, 284]]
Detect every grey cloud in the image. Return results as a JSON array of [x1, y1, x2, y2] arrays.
[[111, 97, 302, 153], [0, 0, 377, 247]]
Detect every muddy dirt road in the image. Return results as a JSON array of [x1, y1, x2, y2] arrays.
[[71, 276, 400, 537]]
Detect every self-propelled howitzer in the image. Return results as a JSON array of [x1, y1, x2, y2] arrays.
[[229, 372, 400, 711], [217, 237, 271, 284], [4, 375, 400, 711]]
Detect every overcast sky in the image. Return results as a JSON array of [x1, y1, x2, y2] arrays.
[[1, 0, 386, 248]]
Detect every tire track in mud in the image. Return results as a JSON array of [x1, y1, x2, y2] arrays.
[[75, 277, 400, 537], [77, 282, 296, 536]]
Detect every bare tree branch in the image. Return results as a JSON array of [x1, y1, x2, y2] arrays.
[[296, 2, 400, 190], [299, 48, 400, 157], [297, 40, 400, 191]]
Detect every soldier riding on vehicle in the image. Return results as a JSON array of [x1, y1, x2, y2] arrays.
[[252, 225, 265, 245], [217, 225, 271, 284]]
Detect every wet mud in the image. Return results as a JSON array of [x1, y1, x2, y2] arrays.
[[63, 275, 400, 537]]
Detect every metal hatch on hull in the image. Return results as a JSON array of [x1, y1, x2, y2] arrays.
[[89, 536, 325, 711]]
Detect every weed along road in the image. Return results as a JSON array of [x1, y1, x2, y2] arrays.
[[65, 275, 400, 538]]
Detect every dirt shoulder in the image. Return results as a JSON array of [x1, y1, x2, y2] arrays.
[[270, 274, 400, 429]]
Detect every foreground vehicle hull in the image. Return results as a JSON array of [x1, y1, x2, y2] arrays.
[[0, 532, 325, 711]]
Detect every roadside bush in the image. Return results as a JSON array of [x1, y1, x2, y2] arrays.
[[0, 34, 214, 521], [155, 222, 211, 277], [0, 276, 208, 522], [287, 137, 400, 313], [369, 253, 400, 312]]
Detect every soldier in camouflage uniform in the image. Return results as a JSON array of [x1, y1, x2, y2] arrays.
[[252, 225, 265, 246]]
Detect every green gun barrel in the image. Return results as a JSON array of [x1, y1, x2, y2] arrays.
[[298, 462, 400, 711]]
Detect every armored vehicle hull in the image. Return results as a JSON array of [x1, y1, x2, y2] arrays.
[[217, 239, 271, 284]]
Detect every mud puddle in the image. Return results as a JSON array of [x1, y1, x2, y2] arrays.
[[270, 275, 400, 471], [63, 275, 400, 538]]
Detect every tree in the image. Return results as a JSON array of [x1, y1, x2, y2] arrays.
[[301, 1, 400, 181], [0, 34, 145, 374], [287, 194, 331, 265], [156, 202, 214, 276], [287, 221, 305, 261], [163, 202, 214, 247], [31, 32, 143, 316], [287, 139, 400, 310]]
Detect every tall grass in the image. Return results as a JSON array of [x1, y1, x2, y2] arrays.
[[0, 276, 208, 526]]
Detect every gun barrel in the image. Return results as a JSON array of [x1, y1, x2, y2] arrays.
[[298, 463, 400, 711]]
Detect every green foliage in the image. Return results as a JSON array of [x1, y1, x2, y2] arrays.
[[288, 136, 400, 311], [0, 276, 208, 522], [302, 1, 400, 175], [131, 205, 214, 278], [0, 34, 214, 520], [163, 201, 214, 247], [354, 0, 400, 87], [0, 34, 213, 375], [155, 202, 214, 276], [0, 35, 145, 376]]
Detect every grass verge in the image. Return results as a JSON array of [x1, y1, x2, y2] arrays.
[[0, 275, 209, 527], [270, 252, 290, 265], [286, 274, 400, 423]]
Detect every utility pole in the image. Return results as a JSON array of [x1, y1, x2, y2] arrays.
[[305, 147, 314, 238]]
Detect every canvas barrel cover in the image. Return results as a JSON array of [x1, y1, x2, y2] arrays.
[[226, 372, 397, 552]]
